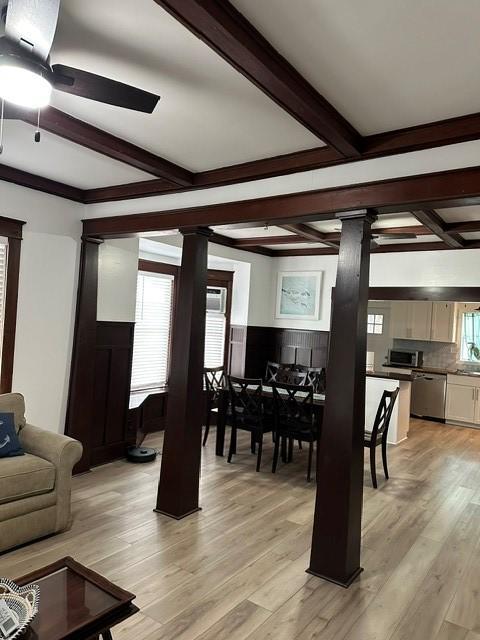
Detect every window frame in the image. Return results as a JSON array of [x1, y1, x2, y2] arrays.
[[458, 307, 480, 364], [367, 313, 384, 335], [135, 260, 233, 386], [0, 217, 24, 394]]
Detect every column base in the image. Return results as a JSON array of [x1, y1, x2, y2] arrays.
[[306, 565, 363, 588], [153, 506, 202, 520]]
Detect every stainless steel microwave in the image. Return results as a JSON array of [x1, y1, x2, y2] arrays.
[[387, 348, 423, 368]]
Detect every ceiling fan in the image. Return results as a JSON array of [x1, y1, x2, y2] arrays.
[[334, 227, 418, 241], [0, 0, 160, 112]]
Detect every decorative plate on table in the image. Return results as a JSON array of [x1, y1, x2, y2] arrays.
[[0, 579, 39, 639]]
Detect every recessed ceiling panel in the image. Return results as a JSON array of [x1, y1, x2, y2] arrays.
[[0, 121, 152, 188], [50, 0, 320, 173], [232, 0, 480, 135], [211, 226, 294, 239], [438, 206, 480, 224]]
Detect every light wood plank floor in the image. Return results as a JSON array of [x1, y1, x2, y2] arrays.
[[1, 419, 480, 640]]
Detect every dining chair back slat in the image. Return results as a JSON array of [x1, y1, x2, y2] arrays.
[[202, 366, 225, 447], [365, 387, 399, 488], [271, 382, 317, 481], [293, 365, 326, 393], [265, 361, 292, 384], [277, 369, 308, 386], [227, 376, 269, 472]]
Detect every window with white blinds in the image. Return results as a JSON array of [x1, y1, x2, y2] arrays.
[[131, 271, 174, 391], [204, 311, 226, 368], [0, 239, 7, 365]]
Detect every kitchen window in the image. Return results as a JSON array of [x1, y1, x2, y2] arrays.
[[367, 314, 384, 335], [460, 310, 480, 362]]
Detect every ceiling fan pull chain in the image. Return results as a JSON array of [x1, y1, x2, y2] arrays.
[[0, 99, 4, 154], [34, 109, 41, 143]]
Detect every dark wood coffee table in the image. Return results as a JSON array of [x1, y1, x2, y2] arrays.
[[15, 556, 139, 640]]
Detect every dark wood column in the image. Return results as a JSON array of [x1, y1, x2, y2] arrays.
[[65, 237, 101, 473], [156, 227, 212, 519], [308, 209, 376, 587]]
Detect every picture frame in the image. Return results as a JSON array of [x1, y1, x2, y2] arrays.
[[275, 271, 322, 320]]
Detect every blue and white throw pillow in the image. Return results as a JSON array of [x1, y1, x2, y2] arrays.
[[0, 412, 24, 457]]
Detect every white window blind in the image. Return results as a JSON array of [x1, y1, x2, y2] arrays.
[[131, 271, 174, 391], [0, 239, 7, 365], [204, 311, 226, 368]]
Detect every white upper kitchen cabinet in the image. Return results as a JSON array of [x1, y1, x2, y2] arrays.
[[390, 301, 456, 343], [410, 302, 433, 340], [431, 302, 456, 342]]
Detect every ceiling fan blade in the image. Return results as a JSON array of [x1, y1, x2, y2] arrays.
[[0, 0, 60, 61], [52, 64, 160, 113]]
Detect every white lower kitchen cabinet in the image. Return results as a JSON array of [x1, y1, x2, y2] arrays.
[[446, 374, 480, 426]]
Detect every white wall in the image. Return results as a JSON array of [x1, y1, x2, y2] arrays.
[[141, 236, 273, 327], [97, 238, 139, 322], [0, 182, 84, 433], [271, 248, 480, 333]]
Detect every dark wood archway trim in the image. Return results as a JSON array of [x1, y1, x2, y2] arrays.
[[368, 286, 480, 302], [65, 237, 102, 473], [82, 164, 480, 238], [0, 216, 25, 394]]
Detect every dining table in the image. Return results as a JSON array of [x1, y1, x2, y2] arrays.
[[214, 384, 325, 456]]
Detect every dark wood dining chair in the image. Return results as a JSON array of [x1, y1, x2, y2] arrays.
[[271, 382, 317, 481], [265, 361, 291, 384], [277, 369, 308, 386], [364, 387, 399, 488], [293, 365, 326, 393], [203, 366, 225, 446], [227, 376, 269, 472]]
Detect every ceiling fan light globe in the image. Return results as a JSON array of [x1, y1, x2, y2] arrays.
[[0, 65, 52, 108]]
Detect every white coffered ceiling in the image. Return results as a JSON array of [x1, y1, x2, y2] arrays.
[[232, 0, 480, 135], [1, 0, 480, 245]]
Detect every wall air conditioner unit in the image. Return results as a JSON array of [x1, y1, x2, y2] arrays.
[[206, 287, 226, 313]]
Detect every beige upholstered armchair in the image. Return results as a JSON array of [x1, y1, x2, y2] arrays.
[[0, 393, 83, 553]]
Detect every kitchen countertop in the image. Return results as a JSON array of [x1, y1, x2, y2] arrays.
[[380, 365, 480, 379], [366, 370, 412, 382]]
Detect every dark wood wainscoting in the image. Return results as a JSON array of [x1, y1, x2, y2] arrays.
[[91, 321, 135, 466], [243, 326, 330, 378]]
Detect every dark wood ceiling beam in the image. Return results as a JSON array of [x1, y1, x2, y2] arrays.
[[222, 223, 433, 247], [279, 222, 340, 249], [233, 234, 309, 246], [209, 231, 274, 256], [410, 209, 465, 248], [82, 165, 480, 238], [83, 111, 480, 204], [154, 0, 361, 156], [13, 106, 193, 186], [0, 163, 84, 202], [273, 239, 480, 257], [445, 220, 480, 234]]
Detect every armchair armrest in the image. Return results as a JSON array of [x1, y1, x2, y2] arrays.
[[19, 424, 83, 470], [18, 425, 83, 532]]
